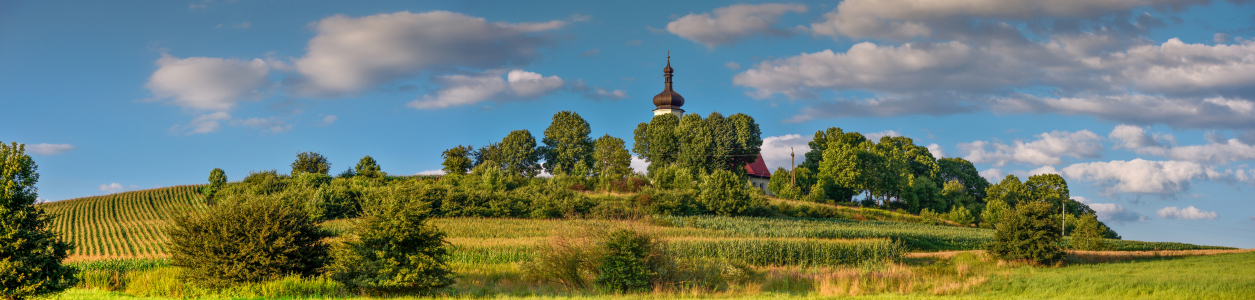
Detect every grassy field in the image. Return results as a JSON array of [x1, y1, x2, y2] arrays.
[[38, 185, 208, 261], [50, 251, 1255, 299]]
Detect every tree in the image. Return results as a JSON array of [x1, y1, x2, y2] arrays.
[[799, 127, 867, 173], [632, 114, 680, 174], [937, 158, 990, 199], [817, 142, 872, 203], [675, 114, 713, 172], [355, 156, 384, 178], [541, 111, 594, 176], [948, 205, 974, 226], [441, 145, 474, 175], [986, 175, 1030, 208], [167, 196, 330, 288], [205, 168, 227, 201], [591, 135, 632, 191], [980, 198, 1011, 229], [499, 130, 541, 177], [767, 167, 801, 199], [291, 152, 331, 176], [1071, 213, 1110, 251], [0, 142, 77, 300], [985, 200, 1064, 266], [328, 194, 453, 293], [716, 113, 763, 174], [697, 169, 764, 216], [473, 143, 504, 169]]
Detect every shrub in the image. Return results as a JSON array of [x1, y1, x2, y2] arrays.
[[1071, 213, 1110, 251], [594, 229, 666, 293], [516, 185, 594, 219], [167, 196, 330, 288], [980, 198, 1010, 229], [307, 180, 360, 220], [522, 229, 598, 290], [291, 151, 331, 175], [985, 200, 1064, 266], [237, 170, 286, 196], [947, 205, 973, 226], [697, 169, 766, 216], [354, 156, 384, 179], [918, 208, 945, 225], [0, 142, 78, 300], [327, 195, 453, 294], [642, 188, 704, 216]]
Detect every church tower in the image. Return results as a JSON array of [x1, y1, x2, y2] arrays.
[[652, 53, 685, 117]]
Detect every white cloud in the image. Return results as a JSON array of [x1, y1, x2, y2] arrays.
[[1109, 125, 1255, 164], [979, 168, 1005, 182], [864, 130, 901, 141], [317, 114, 337, 126], [1157, 206, 1218, 220], [667, 3, 807, 47], [759, 134, 812, 171], [995, 95, 1255, 130], [1074, 196, 1143, 223], [927, 143, 945, 159], [630, 156, 649, 175], [724, 61, 741, 70], [231, 117, 292, 133], [1108, 38, 1255, 96], [145, 54, 270, 111], [960, 130, 1103, 166], [292, 11, 564, 96], [1215, 32, 1231, 44], [407, 69, 564, 109], [1058, 158, 1245, 195], [506, 70, 565, 98], [580, 48, 600, 57], [99, 183, 139, 193], [734, 42, 982, 99], [415, 169, 444, 175], [572, 80, 627, 101], [171, 112, 232, 135], [27, 143, 76, 155]]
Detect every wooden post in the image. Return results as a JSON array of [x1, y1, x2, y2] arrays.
[[790, 147, 795, 187]]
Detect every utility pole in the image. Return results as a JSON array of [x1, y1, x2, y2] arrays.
[[1061, 200, 1066, 237], [790, 147, 795, 188]]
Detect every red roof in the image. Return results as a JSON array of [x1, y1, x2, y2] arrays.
[[744, 153, 771, 178]]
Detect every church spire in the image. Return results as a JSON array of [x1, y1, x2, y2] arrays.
[[652, 52, 685, 117]]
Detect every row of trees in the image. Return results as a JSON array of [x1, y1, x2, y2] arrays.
[[632, 112, 762, 176]]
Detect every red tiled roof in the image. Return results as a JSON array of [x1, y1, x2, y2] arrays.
[[744, 153, 771, 178]]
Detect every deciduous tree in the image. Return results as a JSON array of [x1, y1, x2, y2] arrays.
[[291, 151, 331, 176], [441, 145, 474, 175], [541, 111, 593, 176]]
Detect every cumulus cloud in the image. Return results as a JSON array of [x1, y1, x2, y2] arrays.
[[995, 94, 1255, 129], [169, 112, 295, 134], [1058, 158, 1249, 195], [1108, 125, 1255, 164], [1073, 196, 1143, 223], [145, 54, 270, 111], [27, 143, 76, 155], [760, 134, 812, 170], [99, 183, 139, 193], [1215, 33, 1231, 44], [979, 168, 1005, 182], [927, 143, 946, 159], [667, 3, 807, 47], [864, 130, 902, 141], [292, 11, 564, 96], [725, 61, 741, 70], [415, 169, 444, 175], [630, 156, 649, 175], [407, 69, 564, 109], [959, 130, 1103, 166], [572, 80, 627, 101], [316, 114, 337, 126], [1157, 206, 1218, 220]]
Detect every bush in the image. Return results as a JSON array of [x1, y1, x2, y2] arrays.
[[327, 194, 453, 294], [947, 205, 973, 226], [307, 179, 361, 220], [1071, 213, 1110, 251], [918, 208, 945, 225], [594, 229, 666, 293], [980, 198, 1010, 229], [354, 156, 384, 179], [291, 151, 331, 175], [985, 200, 1064, 266], [516, 185, 594, 219], [642, 188, 705, 216], [237, 170, 286, 196], [697, 169, 766, 216], [167, 196, 330, 288]]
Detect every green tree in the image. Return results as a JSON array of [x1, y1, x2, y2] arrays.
[[633, 114, 680, 174], [980, 198, 1011, 229], [675, 114, 713, 171], [591, 135, 632, 191], [817, 142, 873, 203], [541, 111, 594, 176], [328, 194, 454, 293], [167, 196, 330, 288], [948, 205, 974, 226], [594, 229, 665, 293], [1070, 213, 1110, 251], [204, 168, 227, 201], [717, 113, 763, 174], [985, 200, 1064, 266], [355, 155, 384, 179], [0, 142, 77, 300], [937, 158, 990, 199], [902, 176, 941, 213], [697, 169, 764, 216], [291, 151, 331, 176], [798, 127, 867, 173], [500, 130, 541, 177], [767, 167, 801, 199], [986, 175, 1030, 208], [441, 145, 475, 175]]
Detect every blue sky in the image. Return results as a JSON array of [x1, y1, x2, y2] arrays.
[[3, 0, 1254, 248]]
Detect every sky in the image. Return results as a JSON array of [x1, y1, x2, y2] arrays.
[[3, 0, 1254, 248]]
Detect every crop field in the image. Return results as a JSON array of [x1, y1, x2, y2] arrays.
[[38, 185, 209, 260]]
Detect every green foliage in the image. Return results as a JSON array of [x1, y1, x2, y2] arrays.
[[985, 200, 1064, 266], [516, 185, 595, 219], [591, 135, 632, 192], [541, 111, 594, 176], [918, 208, 945, 225], [767, 167, 801, 199], [328, 194, 453, 293], [649, 164, 697, 190], [948, 205, 974, 226], [980, 198, 1011, 229], [0, 142, 77, 300], [676, 113, 714, 171], [640, 188, 704, 216], [937, 157, 990, 199], [902, 176, 941, 214], [500, 130, 541, 178], [290, 152, 331, 176], [354, 156, 384, 179], [594, 229, 665, 293], [296, 172, 332, 188], [236, 170, 287, 196], [440, 145, 474, 175], [1071, 213, 1110, 251], [204, 168, 227, 200], [167, 196, 330, 288], [986, 175, 1030, 208], [668, 238, 907, 267], [697, 169, 765, 216], [633, 114, 680, 174], [307, 180, 360, 220]]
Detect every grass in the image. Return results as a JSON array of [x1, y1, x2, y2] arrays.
[[39, 185, 208, 260]]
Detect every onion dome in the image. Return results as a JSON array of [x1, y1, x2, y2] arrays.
[[652, 54, 685, 109]]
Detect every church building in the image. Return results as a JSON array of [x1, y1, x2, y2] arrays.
[[649, 55, 773, 195]]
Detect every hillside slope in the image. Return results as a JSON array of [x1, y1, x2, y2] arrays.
[[38, 185, 208, 260]]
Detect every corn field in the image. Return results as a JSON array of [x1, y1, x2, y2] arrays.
[[39, 185, 209, 260]]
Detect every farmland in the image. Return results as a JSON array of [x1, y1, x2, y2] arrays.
[[39, 185, 209, 261]]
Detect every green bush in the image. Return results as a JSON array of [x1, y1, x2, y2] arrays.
[[1070, 213, 1110, 251], [980, 198, 1010, 229], [918, 208, 945, 225], [167, 196, 330, 288], [307, 179, 361, 220], [516, 184, 594, 219], [642, 188, 705, 216], [327, 194, 453, 294], [594, 229, 666, 293], [947, 205, 973, 226], [985, 200, 1064, 266], [698, 169, 766, 216]]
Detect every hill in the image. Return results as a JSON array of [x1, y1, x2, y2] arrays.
[[38, 185, 208, 261]]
